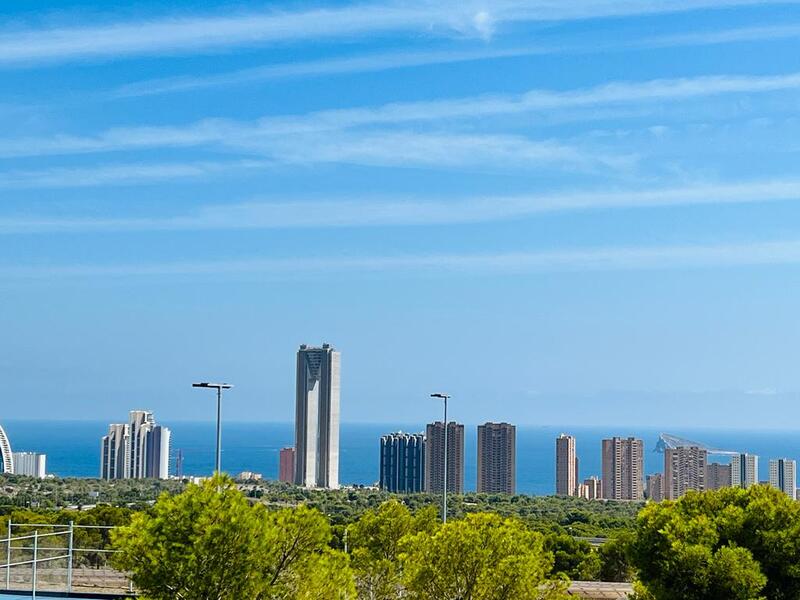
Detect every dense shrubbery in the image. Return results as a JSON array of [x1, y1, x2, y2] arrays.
[[20, 475, 800, 599], [112, 477, 575, 599], [0, 473, 183, 509], [630, 485, 800, 600], [1, 503, 134, 567]]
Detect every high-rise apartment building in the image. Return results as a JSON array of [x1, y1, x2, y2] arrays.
[[477, 423, 516, 494], [279, 447, 295, 484], [294, 344, 341, 489], [12, 452, 46, 479], [128, 410, 155, 479], [0, 424, 13, 475], [425, 421, 464, 494], [602, 437, 644, 501], [731, 453, 759, 489], [706, 462, 732, 490], [583, 476, 602, 500], [555, 434, 578, 496], [100, 411, 171, 480], [769, 458, 796, 498], [646, 473, 664, 502], [145, 425, 171, 480], [380, 432, 425, 493], [101, 423, 129, 480], [664, 446, 707, 500]]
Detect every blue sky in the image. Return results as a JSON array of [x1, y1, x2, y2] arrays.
[[2, 0, 800, 427]]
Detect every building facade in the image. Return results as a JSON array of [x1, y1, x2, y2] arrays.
[[706, 462, 732, 490], [477, 423, 516, 494], [582, 476, 602, 500], [731, 453, 759, 489], [101, 423, 129, 480], [769, 458, 797, 498], [555, 433, 578, 496], [380, 432, 425, 493], [279, 447, 295, 483], [646, 473, 664, 502], [100, 411, 171, 480], [128, 410, 154, 479], [425, 421, 465, 494], [12, 452, 46, 479], [601, 437, 644, 501], [664, 446, 707, 500], [0, 425, 13, 474], [145, 425, 171, 480], [294, 344, 341, 489]]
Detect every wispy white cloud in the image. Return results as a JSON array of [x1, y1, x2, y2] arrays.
[[0, 159, 272, 189], [3, 179, 800, 234], [5, 70, 800, 159], [4, 238, 800, 279], [109, 23, 800, 100], [0, 0, 790, 66], [0, 132, 618, 184], [110, 47, 548, 99]]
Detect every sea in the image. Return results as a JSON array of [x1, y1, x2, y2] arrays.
[[3, 421, 800, 496]]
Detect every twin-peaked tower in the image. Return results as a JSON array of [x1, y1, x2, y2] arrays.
[[294, 344, 341, 489]]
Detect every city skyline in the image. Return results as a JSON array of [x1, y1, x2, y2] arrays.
[[4, 0, 800, 428]]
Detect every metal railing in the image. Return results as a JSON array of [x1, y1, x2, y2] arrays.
[[2, 521, 133, 597]]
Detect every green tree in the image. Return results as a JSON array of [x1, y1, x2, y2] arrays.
[[598, 535, 634, 583], [113, 477, 355, 600], [400, 512, 568, 600], [628, 486, 800, 599], [112, 476, 268, 600], [348, 500, 437, 600], [259, 504, 355, 600], [544, 533, 601, 580]]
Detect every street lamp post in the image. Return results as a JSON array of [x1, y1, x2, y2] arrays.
[[431, 393, 451, 523], [192, 382, 233, 475]]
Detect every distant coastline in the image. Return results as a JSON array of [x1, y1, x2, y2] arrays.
[[3, 420, 799, 495]]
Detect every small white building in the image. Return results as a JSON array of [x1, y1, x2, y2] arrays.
[[12, 452, 47, 479]]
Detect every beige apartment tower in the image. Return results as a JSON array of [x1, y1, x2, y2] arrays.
[[602, 437, 644, 501], [664, 446, 707, 500], [706, 462, 732, 490], [556, 434, 578, 496], [477, 422, 516, 494], [425, 421, 464, 494], [582, 476, 602, 499], [646, 473, 664, 502]]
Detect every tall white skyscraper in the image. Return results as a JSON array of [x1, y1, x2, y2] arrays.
[[101, 423, 129, 480], [0, 424, 13, 474], [12, 452, 46, 479], [128, 410, 155, 479], [769, 458, 796, 498], [100, 412, 171, 480], [555, 434, 578, 496], [731, 453, 759, 489], [146, 425, 171, 480], [294, 344, 340, 489]]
